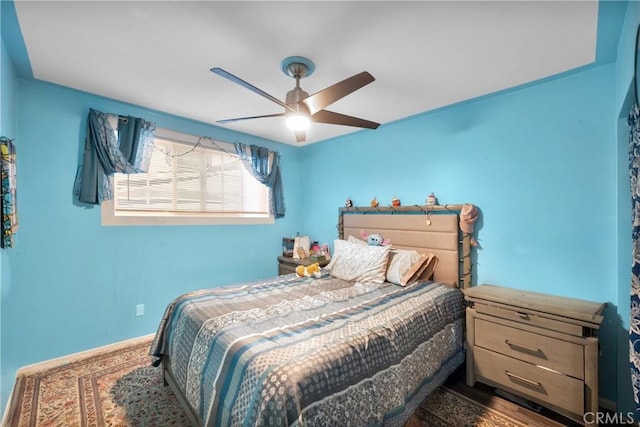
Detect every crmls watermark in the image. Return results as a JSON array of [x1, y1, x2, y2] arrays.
[[583, 412, 636, 425]]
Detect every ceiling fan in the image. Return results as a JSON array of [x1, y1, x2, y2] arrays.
[[211, 56, 380, 143]]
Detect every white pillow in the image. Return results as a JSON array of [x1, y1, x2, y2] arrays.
[[386, 249, 422, 285], [329, 239, 391, 283]]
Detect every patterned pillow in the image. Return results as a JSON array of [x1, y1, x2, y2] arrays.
[[324, 240, 344, 271], [325, 236, 366, 271], [347, 235, 367, 245], [345, 236, 427, 286], [329, 239, 391, 283]]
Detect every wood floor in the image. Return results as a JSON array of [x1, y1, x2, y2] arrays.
[[444, 366, 582, 427]]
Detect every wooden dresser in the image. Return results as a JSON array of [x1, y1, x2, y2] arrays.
[[464, 284, 604, 425]]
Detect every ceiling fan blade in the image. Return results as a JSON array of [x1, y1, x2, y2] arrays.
[[211, 67, 295, 112], [294, 130, 306, 143], [312, 110, 380, 129], [217, 112, 285, 124], [302, 72, 375, 115]]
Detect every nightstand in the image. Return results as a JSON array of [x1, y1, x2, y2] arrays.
[[277, 256, 330, 275], [464, 284, 604, 425]]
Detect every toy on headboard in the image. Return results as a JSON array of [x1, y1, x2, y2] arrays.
[[296, 262, 322, 279], [426, 192, 438, 206], [360, 230, 391, 246]]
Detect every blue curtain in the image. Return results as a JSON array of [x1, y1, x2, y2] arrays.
[[74, 108, 156, 204], [234, 142, 285, 218], [629, 103, 640, 415]]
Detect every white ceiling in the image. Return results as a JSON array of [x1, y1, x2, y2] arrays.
[[13, 1, 599, 145]]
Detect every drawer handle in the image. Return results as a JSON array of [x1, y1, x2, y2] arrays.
[[505, 340, 543, 355], [504, 371, 543, 389], [516, 311, 530, 320]]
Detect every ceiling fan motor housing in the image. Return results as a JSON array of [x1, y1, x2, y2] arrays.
[[282, 57, 313, 118], [286, 87, 310, 115]]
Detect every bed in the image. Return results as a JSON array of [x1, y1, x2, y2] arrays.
[[150, 206, 473, 427]]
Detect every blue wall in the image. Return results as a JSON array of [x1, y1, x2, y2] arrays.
[[0, 79, 305, 412], [300, 63, 620, 403], [0, 5, 19, 415], [0, 0, 636, 418]]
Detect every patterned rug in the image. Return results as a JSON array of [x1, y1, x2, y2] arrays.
[[4, 337, 540, 427]]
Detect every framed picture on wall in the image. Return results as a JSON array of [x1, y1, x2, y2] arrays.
[[0, 137, 18, 248]]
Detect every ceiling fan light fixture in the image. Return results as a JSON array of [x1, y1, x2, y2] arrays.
[[212, 56, 379, 142], [285, 113, 310, 131]]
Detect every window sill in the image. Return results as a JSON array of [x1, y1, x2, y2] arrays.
[[101, 200, 274, 226]]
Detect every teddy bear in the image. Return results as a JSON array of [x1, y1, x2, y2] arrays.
[[296, 262, 322, 278]]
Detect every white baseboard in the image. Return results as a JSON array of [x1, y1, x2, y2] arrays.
[[1, 333, 155, 426]]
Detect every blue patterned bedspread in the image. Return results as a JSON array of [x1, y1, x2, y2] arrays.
[[150, 273, 465, 427]]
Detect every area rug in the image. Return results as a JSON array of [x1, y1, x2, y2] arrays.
[[4, 337, 545, 427]]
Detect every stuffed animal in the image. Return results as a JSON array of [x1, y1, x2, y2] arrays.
[[360, 230, 391, 246], [296, 262, 322, 278]]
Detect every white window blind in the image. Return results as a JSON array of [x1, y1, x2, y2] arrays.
[[111, 137, 270, 218]]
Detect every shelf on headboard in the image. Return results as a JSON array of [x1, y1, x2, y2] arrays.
[[339, 204, 465, 214]]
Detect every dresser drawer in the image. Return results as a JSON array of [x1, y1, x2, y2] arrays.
[[473, 303, 584, 336], [475, 318, 584, 379], [474, 346, 584, 416]]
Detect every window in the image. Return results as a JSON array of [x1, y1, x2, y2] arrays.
[[102, 128, 273, 226]]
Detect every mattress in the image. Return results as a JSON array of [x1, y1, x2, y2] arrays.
[[150, 272, 465, 426]]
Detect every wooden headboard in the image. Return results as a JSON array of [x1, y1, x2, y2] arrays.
[[338, 205, 472, 289]]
